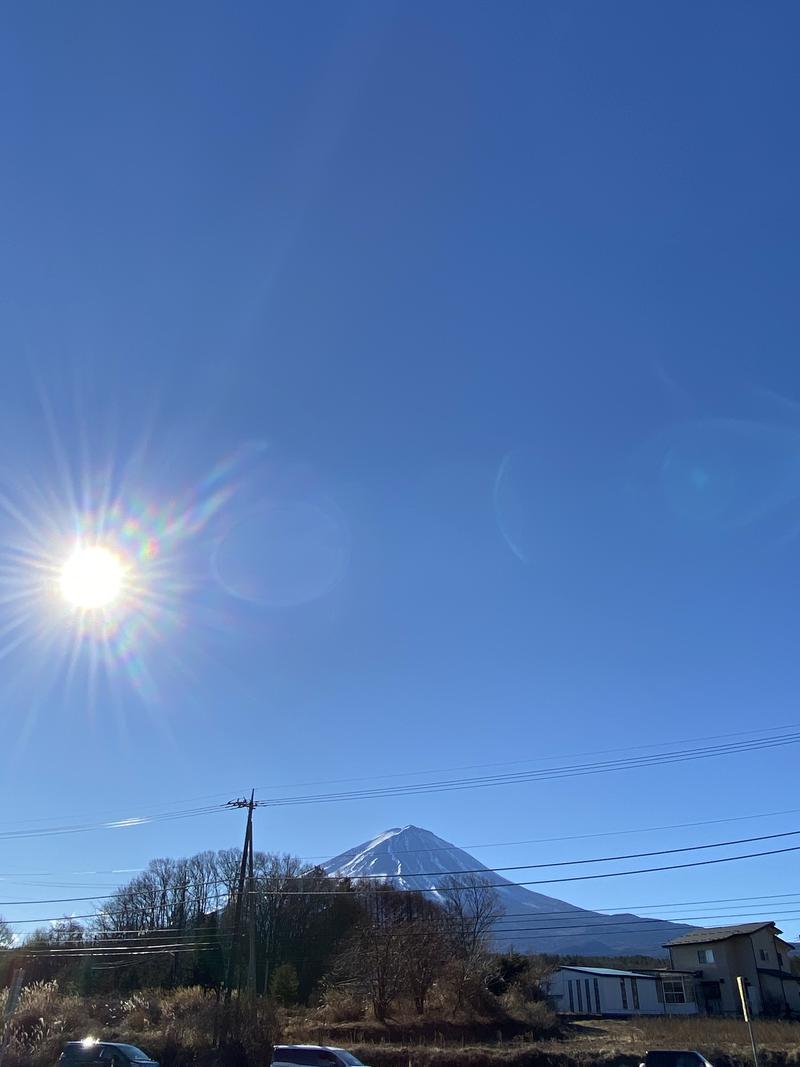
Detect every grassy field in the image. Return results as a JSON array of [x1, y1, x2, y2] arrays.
[[4, 982, 800, 1067], [340, 1017, 800, 1067]]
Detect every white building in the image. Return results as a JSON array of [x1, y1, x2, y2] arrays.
[[545, 965, 698, 1017]]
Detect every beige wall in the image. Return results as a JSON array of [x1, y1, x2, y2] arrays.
[[669, 929, 800, 1016], [669, 938, 747, 1015]]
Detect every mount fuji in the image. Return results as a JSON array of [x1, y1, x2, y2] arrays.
[[323, 825, 693, 956]]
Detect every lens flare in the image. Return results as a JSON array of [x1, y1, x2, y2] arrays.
[[59, 546, 125, 609]]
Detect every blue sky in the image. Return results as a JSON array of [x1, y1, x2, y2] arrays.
[[1, 0, 800, 937]]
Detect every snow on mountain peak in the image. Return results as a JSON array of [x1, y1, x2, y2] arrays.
[[322, 824, 492, 886]]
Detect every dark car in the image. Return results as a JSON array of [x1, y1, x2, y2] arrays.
[[59, 1042, 159, 1067], [271, 1046, 369, 1067], [640, 1051, 714, 1067]]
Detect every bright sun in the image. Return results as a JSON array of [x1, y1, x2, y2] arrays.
[[59, 546, 125, 609]]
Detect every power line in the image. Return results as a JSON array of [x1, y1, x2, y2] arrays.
[[0, 803, 230, 842], [0, 728, 795, 847], [14, 908, 800, 959], [4, 723, 795, 835], [2, 827, 800, 908], [6, 823, 800, 897], [16, 900, 798, 944], [20, 905, 800, 948], [17, 942, 225, 959], [3, 803, 799, 886], [489, 910, 800, 934], [252, 722, 800, 794], [330, 826, 800, 879], [494, 903, 800, 922], [13, 889, 800, 932], [255, 731, 800, 808], [302, 806, 800, 861], [236, 840, 800, 893]]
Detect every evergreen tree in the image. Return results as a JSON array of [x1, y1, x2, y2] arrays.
[[270, 962, 299, 1006]]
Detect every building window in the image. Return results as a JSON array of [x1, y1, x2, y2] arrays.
[[663, 979, 687, 1004], [778, 953, 784, 968], [759, 949, 768, 962], [631, 977, 640, 1010], [568, 981, 574, 1012], [620, 978, 628, 1010], [576, 979, 583, 1012], [585, 979, 591, 1013], [594, 978, 601, 1014], [697, 949, 715, 964]]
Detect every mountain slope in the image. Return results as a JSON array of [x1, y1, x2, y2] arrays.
[[323, 825, 692, 956]]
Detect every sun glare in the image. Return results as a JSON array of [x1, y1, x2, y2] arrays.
[[60, 546, 125, 609]]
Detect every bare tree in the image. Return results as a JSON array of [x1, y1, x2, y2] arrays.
[[397, 893, 449, 1014], [0, 915, 13, 953], [333, 887, 407, 1021], [48, 918, 86, 945], [439, 875, 503, 1011]]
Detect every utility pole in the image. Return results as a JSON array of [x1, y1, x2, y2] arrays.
[[219, 791, 262, 1046], [247, 812, 257, 998]]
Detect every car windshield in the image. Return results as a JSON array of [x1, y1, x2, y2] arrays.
[[111, 1048, 151, 1062], [335, 1056, 363, 1067]]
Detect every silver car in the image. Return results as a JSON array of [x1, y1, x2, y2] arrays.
[[271, 1046, 369, 1067]]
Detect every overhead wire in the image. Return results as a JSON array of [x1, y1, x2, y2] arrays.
[[252, 722, 800, 793], [302, 806, 800, 861], [0, 803, 230, 842], [229, 841, 800, 893], [255, 731, 800, 808], [8, 890, 800, 931], [0, 727, 795, 847], [18, 905, 800, 948], [2, 802, 798, 886], [1, 826, 800, 909], [328, 826, 800, 878], [3, 723, 797, 834]]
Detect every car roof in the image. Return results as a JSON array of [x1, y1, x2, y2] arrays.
[[275, 1046, 346, 1053], [64, 1044, 138, 1052]]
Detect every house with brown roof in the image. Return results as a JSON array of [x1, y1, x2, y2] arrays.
[[665, 922, 800, 1017]]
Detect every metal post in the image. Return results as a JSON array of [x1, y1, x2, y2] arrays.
[[0, 969, 25, 1067], [736, 976, 760, 1067]]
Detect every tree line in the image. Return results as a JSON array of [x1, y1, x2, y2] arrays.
[[0, 849, 508, 1020]]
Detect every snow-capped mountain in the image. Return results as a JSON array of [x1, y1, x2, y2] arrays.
[[323, 825, 692, 957]]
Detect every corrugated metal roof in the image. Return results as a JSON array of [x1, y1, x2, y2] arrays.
[[558, 965, 657, 978], [665, 922, 776, 946]]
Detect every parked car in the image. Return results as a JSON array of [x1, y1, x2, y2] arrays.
[[59, 1042, 159, 1067], [271, 1046, 369, 1067], [640, 1052, 714, 1067]]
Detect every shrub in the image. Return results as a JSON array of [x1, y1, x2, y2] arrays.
[[270, 964, 300, 1008], [318, 987, 367, 1023], [499, 992, 560, 1038]]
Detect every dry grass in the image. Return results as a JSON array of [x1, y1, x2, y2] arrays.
[[339, 1014, 800, 1067], [0, 982, 276, 1067], [557, 1017, 800, 1066], [280, 997, 560, 1049], [4, 984, 800, 1067]]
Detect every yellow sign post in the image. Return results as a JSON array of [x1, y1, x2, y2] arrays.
[[736, 976, 760, 1067]]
